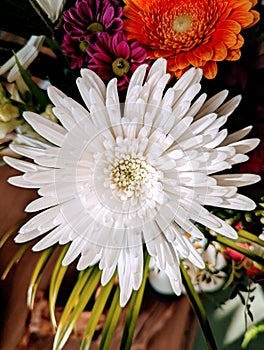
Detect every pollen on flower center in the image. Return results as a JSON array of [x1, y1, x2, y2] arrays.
[[110, 156, 157, 200], [172, 14, 193, 33], [112, 57, 130, 77]]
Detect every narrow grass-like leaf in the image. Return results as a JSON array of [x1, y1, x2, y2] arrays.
[[14, 53, 50, 109], [238, 230, 264, 248], [119, 252, 150, 350], [180, 261, 218, 350], [1, 243, 30, 280], [53, 267, 101, 350], [27, 246, 55, 309], [99, 287, 121, 350], [214, 235, 264, 265], [80, 274, 116, 350], [49, 244, 70, 331], [0, 217, 29, 248], [55, 268, 94, 335]]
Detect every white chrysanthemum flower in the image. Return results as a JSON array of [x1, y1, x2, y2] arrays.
[[4, 58, 260, 306]]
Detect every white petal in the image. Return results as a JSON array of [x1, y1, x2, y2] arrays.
[[4, 156, 43, 172], [8, 175, 42, 188], [25, 196, 60, 212], [23, 112, 66, 146], [62, 238, 84, 266], [77, 69, 106, 109], [10, 144, 49, 159], [216, 95, 241, 117], [32, 224, 70, 251], [227, 138, 260, 154], [35, 0, 66, 22], [220, 126, 252, 145], [213, 173, 261, 187], [195, 90, 229, 119]]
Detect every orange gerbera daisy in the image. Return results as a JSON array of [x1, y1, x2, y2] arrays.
[[123, 0, 260, 79]]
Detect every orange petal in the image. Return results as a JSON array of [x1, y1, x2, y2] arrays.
[[226, 49, 241, 61], [174, 53, 190, 70], [123, 0, 147, 10], [211, 41, 228, 61], [186, 51, 206, 67], [232, 34, 244, 50], [150, 49, 173, 59], [249, 0, 258, 7], [202, 61, 218, 79], [216, 20, 241, 34], [229, 0, 252, 11], [193, 45, 214, 61], [228, 0, 256, 8], [228, 11, 256, 28], [250, 10, 260, 27], [214, 29, 237, 47]]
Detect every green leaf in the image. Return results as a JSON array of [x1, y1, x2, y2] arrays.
[[14, 53, 50, 109], [180, 261, 218, 350], [119, 252, 151, 350], [53, 266, 101, 350], [55, 268, 94, 334], [27, 246, 55, 309], [1, 243, 30, 280], [99, 287, 122, 350], [49, 244, 70, 331], [80, 273, 116, 350]]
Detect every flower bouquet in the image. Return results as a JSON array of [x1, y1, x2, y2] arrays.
[[0, 1, 263, 349]]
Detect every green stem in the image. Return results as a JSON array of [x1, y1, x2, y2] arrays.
[[238, 230, 264, 247], [99, 287, 122, 350], [214, 235, 264, 265], [180, 261, 218, 350], [53, 267, 101, 350], [119, 252, 151, 350], [49, 244, 70, 331], [27, 246, 55, 309], [80, 274, 116, 350]]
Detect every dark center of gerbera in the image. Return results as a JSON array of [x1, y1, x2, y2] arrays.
[[86, 22, 104, 34], [172, 14, 193, 33], [112, 58, 130, 77]]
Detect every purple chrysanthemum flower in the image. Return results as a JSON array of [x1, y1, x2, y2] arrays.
[[86, 31, 149, 90], [61, 33, 89, 69], [63, 0, 123, 43]]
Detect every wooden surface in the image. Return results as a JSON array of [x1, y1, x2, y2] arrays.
[[0, 164, 197, 350]]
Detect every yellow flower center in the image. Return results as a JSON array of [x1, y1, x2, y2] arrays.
[[112, 58, 130, 77], [172, 14, 193, 33], [87, 22, 104, 34], [110, 157, 156, 200], [79, 41, 89, 52]]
